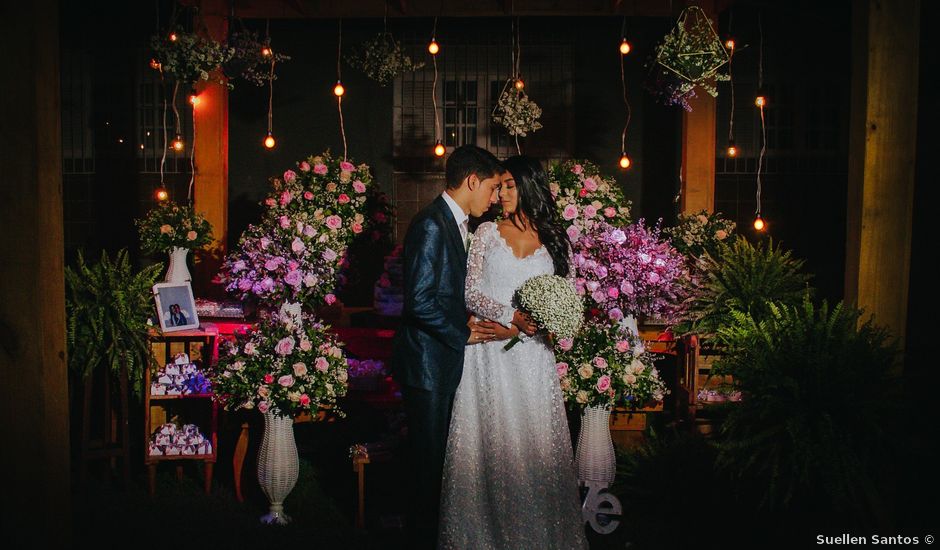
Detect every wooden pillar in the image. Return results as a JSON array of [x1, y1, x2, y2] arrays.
[[194, 0, 229, 291], [0, 0, 72, 545], [679, 0, 718, 215], [845, 0, 920, 347]]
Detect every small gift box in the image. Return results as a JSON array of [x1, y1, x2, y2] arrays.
[[172, 374, 187, 386], [158, 423, 176, 435], [148, 443, 164, 456], [150, 383, 166, 396], [188, 433, 205, 446], [157, 373, 173, 385], [165, 364, 181, 376], [173, 352, 190, 365], [165, 445, 181, 456], [182, 424, 200, 436], [182, 363, 197, 376], [181, 445, 197, 456], [154, 434, 171, 446], [166, 386, 182, 396], [197, 442, 212, 455]]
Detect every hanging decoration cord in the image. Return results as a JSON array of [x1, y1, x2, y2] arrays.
[[268, 58, 276, 135], [159, 77, 168, 189], [431, 16, 441, 145], [513, 17, 521, 154], [727, 9, 735, 145], [620, 17, 632, 157], [188, 95, 196, 202], [337, 18, 347, 161], [755, 12, 765, 215]]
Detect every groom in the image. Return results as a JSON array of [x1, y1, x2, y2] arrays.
[[392, 145, 503, 547]]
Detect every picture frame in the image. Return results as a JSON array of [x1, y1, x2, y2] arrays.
[[153, 281, 200, 332]]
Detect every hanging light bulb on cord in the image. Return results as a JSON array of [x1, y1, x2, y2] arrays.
[[172, 134, 184, 152], [753, 213, 766, 231], [619, 152, 631, 169], [619, 38, 631, 55], [434, 141, 445, 157], [155, 187, 169, 201], [725, 38, 735, 51], [727, 140, 738, 157], [264, 132, 276, 149], [514, 77, 524, 91], [428, 38, 440, 55], [333, 81, 345, 97]]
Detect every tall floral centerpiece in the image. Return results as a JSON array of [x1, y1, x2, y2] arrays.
[[136, 201, 213, 283], [212, 302, 349, 524], [548, 160, 633, 244], [220, 152, 374, 311]]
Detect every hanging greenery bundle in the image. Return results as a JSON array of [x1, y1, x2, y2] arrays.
[[225, 29, 291, 86], [646, 6, 730, 111], [345, 32, 424, 86], [492, 80, 543, 137], [151, 31, 234, 85]]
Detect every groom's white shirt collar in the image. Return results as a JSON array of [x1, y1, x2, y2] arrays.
[[441, 191, 469, 228]]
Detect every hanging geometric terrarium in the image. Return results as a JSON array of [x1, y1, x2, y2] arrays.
[[646, 6, 730, 111]]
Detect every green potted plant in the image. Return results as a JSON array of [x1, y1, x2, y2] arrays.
[[66, 249, 163, 398]]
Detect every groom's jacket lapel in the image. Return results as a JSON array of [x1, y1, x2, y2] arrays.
[[432, 195, 469, 268]]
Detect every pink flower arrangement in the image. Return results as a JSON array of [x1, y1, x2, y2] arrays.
[[572, 220, 689, 321], [548, 159, 632, 243]]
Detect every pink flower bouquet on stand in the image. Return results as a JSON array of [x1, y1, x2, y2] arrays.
[[547, 159, 633, 244]]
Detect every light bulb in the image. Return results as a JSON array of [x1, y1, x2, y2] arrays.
[[168, 32, 178, 42], [755, 95, 767, 107], [753, 213, 766, 231], [434, 141, 446, 157], [155, 187, 169, 201], [619, 38, 631, 55], [514, 78, 524, 91], [264, 132, 276, 149], [619, 153, 631, 169], [428, 38, 440, 55], [333, 81, 345, 97], [261, 46, 272, 57], [172, 135, 184, 152], [149, 58, 161, 70], [189, 92, 200, 106], [727, 140, 737, 157], [725, 39, 735, 51]]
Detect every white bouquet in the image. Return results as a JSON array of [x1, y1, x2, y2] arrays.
[[504, 274, 584, 350]]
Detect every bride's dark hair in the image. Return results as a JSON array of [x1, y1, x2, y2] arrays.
[[502, 155, 570, 277]]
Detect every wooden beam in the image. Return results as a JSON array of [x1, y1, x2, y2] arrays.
[[845, 0, 920, 348], [232, 0, 676, 18], [679, 0, 717, 214], [194, 0, 230, 292], [0, 0, 71, 545]]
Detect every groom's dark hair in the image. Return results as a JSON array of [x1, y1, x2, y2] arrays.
[[445, 145, 503, 190]]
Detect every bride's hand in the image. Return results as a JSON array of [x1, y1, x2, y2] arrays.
[[468, 319, 498, 344], [511, 310, 538, 336], [475, 320, 519, 341]]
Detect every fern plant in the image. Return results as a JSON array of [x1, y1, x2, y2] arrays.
[[712, 300, 899, 517], [681, 237, 811, 337], [66, 249, 163, 398]]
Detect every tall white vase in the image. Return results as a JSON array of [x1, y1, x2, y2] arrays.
[[257, 410, 299, 525], [165, 247, 192, 283], [575, 405, 616, 483]]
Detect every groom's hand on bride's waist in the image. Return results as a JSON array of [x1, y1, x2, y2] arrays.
[[467, 318, 498, 344]]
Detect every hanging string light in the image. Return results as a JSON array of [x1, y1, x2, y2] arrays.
[[260, 20, 278, 149], [188, 89, 200, 106], [726, 9, 737, 158], [431, 16, 444, 157], [619, 16, 632, 56], [155, 187, 169, 201], [155, 0, 169, 202], [170, 81, 184, 152], [618, 17, 633, 170], [754, 11, 767, 232], [336, 18, 348, 160], [511, 17, 524, 154]]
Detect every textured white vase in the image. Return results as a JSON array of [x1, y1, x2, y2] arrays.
[[165, 247, 191, 283], [575, 405, 616, 484], [257, 410, 299, 525]]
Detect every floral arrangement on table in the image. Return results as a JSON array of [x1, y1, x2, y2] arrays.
[[346, 32, 424, 86], [225, 29, 291, 86], [554, 320, 667, 409], [663, 210, 736, 261], [136, 201, 213, 254], [504, 274, 584, 350], [150, 31, 235, 84], [219, 152, 374, 309], [547, 160, 633, 244], [645, 6, 730, 111], [212, 302, 348, 417], [491, 82, 543, 137], [571, 221, 689, 323]]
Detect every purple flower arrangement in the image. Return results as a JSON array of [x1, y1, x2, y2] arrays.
[[571, 220, 689, 322]]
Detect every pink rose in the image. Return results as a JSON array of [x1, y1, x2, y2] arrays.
[[325, 183, 337, 192], [579, 188, 588, 197], [586, 281, 600, 292], [303, 274, 317, 287], [244, 342, 257, 355], [263, 373, 274, 384], [299, 161, 311, 172], [279, 215, 291, 229], [325, 293, 337, 305], [610, 229, 627, 244], [583, 178, 598, 192], [279, 190, 292, 206], [264, 258, 281, 271], [648, 272, 661, 284], [326, 216, 342, 230], [352, 180, 366, 193], [186, 230, 198, 241], [278, 374, 295, 387], [562, 205, 579, 220], [299, 339, 313, 351], [595, 265, 608, 279], [265, 197, 277, 207], [260, 237, 271, 249], [638, 252, 651, 264], [291, 237, 305, 253], [322, 248, 338, 262], [303, 191, 314, 200], [607, 287, 619, 299], [283, 170, 297, 183], [315, 357, 329, 372], [160, 224, 173, 234], [620, 281, 634, 295], [340, 161, 356, 172], [572, 164, 584, 175], [625, 373, 637, 384], [558, 338, 573, 351], [299, 394, 311, 407], [302, 225, 316, 237], [609, 308, 624, 322], [338, 194, 350, 204], [566, 225, 581, 241], [583, 205, 597, 219], [258, 401, 270, 413], [288, 260, 299, 271], [604, 207, 616, 218], [313, 163, 328, 175], [596, 375, 611, 393], [616, 340, 630, 353], [275, 337, 295, 356], [284, 270, 302, 287], [232, 260, 246, 272], [257, 386, 270, 398], [592, 290, 607, 303], [556, 362, 569, 377], [593, 357, 608, 369], [351, 223, 363, 234]]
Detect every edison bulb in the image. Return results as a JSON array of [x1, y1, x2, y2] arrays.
[[725, 39, 735, 51], [264, 133, 276, 149], [334, 81, 345, 97], [169, 32, 178, 42], [189, 93, 200, 106], [753, 214, 766, 231], [514, 78, 524, 91], [149, 58, 161, 70], [261, 46, 272, 57], [619, 154, 631, 169], [428, 39, 440, 55], [619, 39, 631, 55], [155, 188, 169, 201], [434, 141, 446, 157], [755, 95, 767, 107], [172, 135, 184, 152]]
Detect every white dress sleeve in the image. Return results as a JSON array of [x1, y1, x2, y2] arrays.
[[465, 223, 515, 327]]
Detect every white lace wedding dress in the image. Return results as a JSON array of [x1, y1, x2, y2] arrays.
[[439, 222, 587, 550]]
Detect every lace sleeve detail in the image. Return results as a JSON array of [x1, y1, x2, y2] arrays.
[[465, 223, 515, 327]]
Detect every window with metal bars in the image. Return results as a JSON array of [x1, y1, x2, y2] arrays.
[[136, 55, 194, 174]]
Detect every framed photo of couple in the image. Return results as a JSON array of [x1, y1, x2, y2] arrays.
[[153, 282, 199, 332]]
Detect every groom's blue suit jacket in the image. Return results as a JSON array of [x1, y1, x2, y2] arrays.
[[392, 195, 471, 393]]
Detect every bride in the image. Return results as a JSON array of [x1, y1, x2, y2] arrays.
[[438, 156, 587, 549]]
